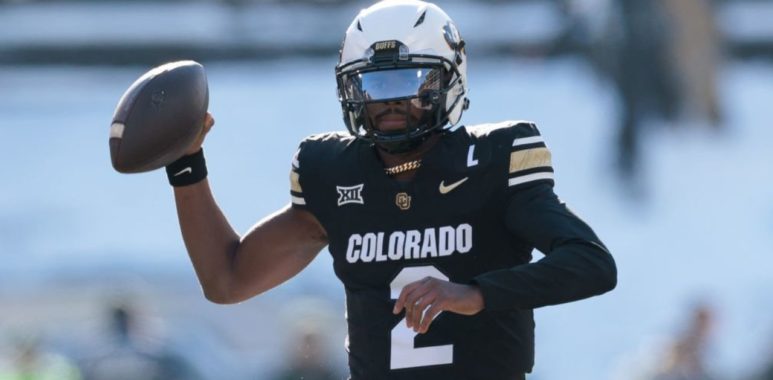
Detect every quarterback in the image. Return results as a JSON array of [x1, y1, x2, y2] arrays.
[[166, 1, 617, 379]]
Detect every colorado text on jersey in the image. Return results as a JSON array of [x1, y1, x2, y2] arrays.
[[345, 223, 473, 263]]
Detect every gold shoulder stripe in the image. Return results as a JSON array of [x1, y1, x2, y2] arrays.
[[290, 170, 303, 193], [509, 147, 552, 173]]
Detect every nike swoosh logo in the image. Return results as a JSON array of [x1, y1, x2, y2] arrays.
[[174, 167, 192, 176], [439, 177, 469, 194]]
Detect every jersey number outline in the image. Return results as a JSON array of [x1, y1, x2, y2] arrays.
[[389, 266, 454, 370]]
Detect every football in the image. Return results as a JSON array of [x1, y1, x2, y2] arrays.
[[109, 60, 209, 173]]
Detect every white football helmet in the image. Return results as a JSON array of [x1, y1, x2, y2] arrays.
[[336, 0, 469, 153]]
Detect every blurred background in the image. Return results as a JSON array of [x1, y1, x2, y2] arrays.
[[1, 0, 772, 379]]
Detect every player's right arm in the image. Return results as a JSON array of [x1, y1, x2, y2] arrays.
[[173, 114, 328, 305]]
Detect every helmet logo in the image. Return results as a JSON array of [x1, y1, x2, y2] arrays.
[[443, 22, 461, 49]]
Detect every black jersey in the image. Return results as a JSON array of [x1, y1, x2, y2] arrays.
[[289, 122, 616, 380]]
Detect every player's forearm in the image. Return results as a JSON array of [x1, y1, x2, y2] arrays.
[[494, 182, 617, 311], [173, 179, 241, 303], [474, 241, 616, 311]]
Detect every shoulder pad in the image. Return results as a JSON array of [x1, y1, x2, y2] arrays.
[[295, 131, 357, 169], [467, 120, 554, 190], [465, 120, 539, 141], [290, 131, 358, 208]]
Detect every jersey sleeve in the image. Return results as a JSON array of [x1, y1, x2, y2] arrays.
[[505, 122, 555, 191], [287, 133, 344, 227], [289, 145, 307, 209], [472, 122, 617, 311]]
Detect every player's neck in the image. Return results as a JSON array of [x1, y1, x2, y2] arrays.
[[377, 133, 441, 181]]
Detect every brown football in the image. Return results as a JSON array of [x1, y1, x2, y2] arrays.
[[109, 60, 208, 173]]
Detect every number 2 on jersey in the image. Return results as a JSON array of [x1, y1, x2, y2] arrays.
[[389, 266, 453, 370]]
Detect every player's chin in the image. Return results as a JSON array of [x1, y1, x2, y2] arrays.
[[376, 119, 408, 132]]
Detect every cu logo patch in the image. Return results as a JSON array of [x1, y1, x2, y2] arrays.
[[337, 184, 364, 206], [395, 192, 411, 211]]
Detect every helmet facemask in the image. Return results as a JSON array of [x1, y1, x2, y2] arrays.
[[336, 42, 465, 153]]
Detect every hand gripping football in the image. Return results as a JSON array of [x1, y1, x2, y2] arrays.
[[109, 60, 209, 173]]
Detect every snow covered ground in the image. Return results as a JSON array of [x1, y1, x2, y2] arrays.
[[0, 56, 771, 379]]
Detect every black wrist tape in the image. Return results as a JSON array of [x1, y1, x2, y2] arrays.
[[166, 148, 207, 187]]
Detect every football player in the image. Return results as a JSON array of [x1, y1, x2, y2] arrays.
[[166, 1, 617, 379]]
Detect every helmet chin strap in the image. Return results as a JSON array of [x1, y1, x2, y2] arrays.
[[375, 134, 428, 154], [373, 127, 444, 154]]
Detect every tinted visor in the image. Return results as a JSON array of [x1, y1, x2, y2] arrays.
[[343, 67, 443, 103]]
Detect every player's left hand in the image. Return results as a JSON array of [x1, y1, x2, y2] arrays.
[[392, 277, 485, 334]]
